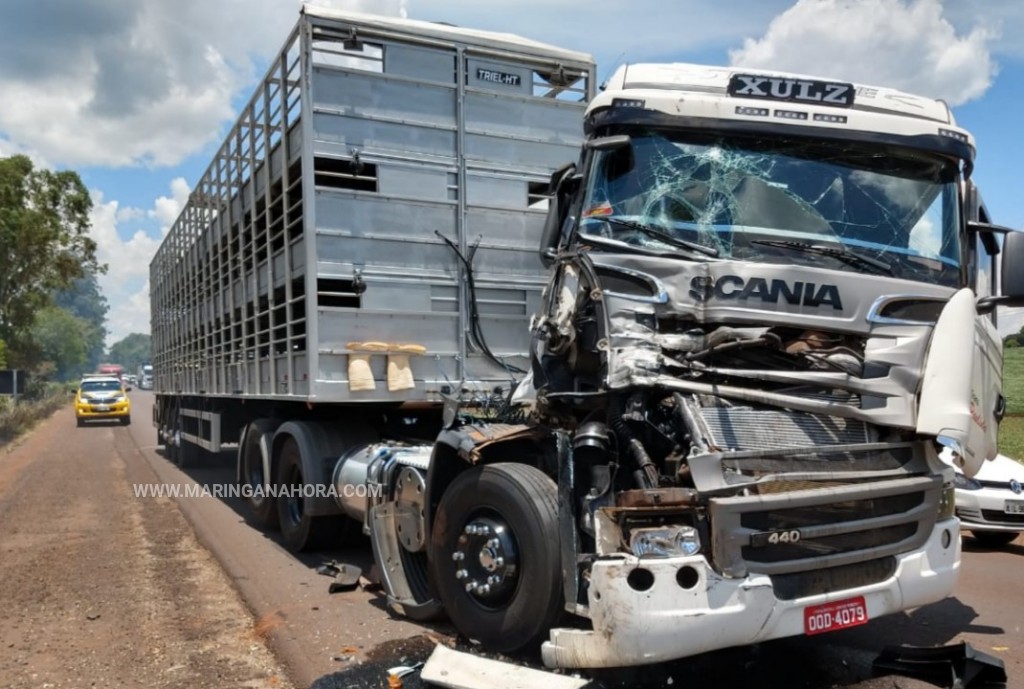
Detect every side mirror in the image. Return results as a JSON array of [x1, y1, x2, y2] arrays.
[[539, 162, 578, 267], [586, 134, 632, 151], [978, 228, 1024, 313], [1000, 230, 1024, 303]]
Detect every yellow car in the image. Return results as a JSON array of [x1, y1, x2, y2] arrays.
[[75, 376, 131, 426]]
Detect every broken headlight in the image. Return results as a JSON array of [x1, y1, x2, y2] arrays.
[[952, 473, 981, 491], [629, 525, 701, 558]]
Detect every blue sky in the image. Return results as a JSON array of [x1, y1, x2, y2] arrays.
[[0, 0, 1021, 343]]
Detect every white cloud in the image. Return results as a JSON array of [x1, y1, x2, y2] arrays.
[[89, 178, 191, 345], [729, 0, 997, 106], [150, 178, 192, 230], [411, 1, 787, 72], [944, 0, 1024, 59], [1000, 308, 1024, 338], [0, 0, 408, 169]]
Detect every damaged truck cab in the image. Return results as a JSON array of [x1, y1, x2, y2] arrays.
[[503, 64, 1024, 667], [153, 11, 1024, 669]]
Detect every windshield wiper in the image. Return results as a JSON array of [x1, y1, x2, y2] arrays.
[[750, 239, 893, 275], [599, 216, 720, 257]]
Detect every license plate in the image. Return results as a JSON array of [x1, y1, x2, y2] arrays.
[[804, 596, 868, 636], [94, 405, 109, 412], [1005, 500, 1024, 514]]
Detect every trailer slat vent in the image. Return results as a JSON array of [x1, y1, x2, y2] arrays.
[[315, 157, 378, 192], [317, 278, 363, 308]]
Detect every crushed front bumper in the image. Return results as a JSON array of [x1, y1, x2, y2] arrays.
[[541, 519, 960, 669]]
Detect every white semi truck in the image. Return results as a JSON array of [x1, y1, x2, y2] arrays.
[[138, 362, 153, 390], [151, 6, 1024, 670]]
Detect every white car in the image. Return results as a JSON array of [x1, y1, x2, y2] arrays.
[[954, 453, 1024, 547]]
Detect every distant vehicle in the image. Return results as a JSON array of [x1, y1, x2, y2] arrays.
[[98, 363, 125, 381], [955, 453, 1024, 547], [138, 363, 153, 390], [75, 376, 131, 427]]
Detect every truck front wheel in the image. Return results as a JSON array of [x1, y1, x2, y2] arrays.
[[428, 463, 562, 653]]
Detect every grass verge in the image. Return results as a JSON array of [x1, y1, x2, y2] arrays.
[[0, 389, 69, 448]]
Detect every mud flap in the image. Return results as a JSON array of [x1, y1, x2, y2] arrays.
[[872, 642, 1007, 688]]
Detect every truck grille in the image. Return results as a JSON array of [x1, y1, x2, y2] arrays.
[[699, 407, 872, 450], [770, 556, 897, 600], [708, 475, 941, 578]]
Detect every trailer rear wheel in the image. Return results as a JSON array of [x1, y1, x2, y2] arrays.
[[175, 433, 199, 469], [241, 421, 278, 529], [276, 437, 345, 551], [428, 463, 562, 653]]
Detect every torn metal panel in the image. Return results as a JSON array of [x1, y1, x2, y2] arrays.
[[455, 424, 547, 463]]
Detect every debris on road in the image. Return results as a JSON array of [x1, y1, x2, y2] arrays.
[[317, 560, 363, 593], [872, 642, 1007, 688], [420, 644, 590, 689]]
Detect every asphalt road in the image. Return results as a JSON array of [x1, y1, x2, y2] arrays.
[[0, 396, 291, 688], [4, 391, 1022, 688]]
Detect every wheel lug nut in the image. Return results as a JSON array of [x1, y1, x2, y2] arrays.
[[488, 575, 500, 585], [475, 584, 491, 595], [487, 538, 499, 548], [465, 580, 477, 592], [452, 551, 465, 561], [494, 557, 504, 567], [455, 569, 468, 580]]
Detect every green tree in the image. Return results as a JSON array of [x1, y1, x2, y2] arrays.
[[107, 333, 151, 373], [54, 272, 108, 375], [29, 306, 90, 379], [0, 338, 6, 368], [0, 155, 104, 355]]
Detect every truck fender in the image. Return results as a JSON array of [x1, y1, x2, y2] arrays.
[[272, 420, 378, 517], [423, 428, 557, 548], [423, 431, 472, 544]]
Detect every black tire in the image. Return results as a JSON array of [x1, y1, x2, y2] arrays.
[[176, 437, 200, 469], [241, 422, 278, 529], [76, 417, 85, 428], [275, 437, 346, 552], [165, 435, 179, 463], [121, 415, 131, 426], [972, 531, 1019, 547], [428, 463, 562, 653], [169, 404, 201, 469]]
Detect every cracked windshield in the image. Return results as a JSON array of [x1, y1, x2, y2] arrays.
[[578, 131, 962, 286]]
